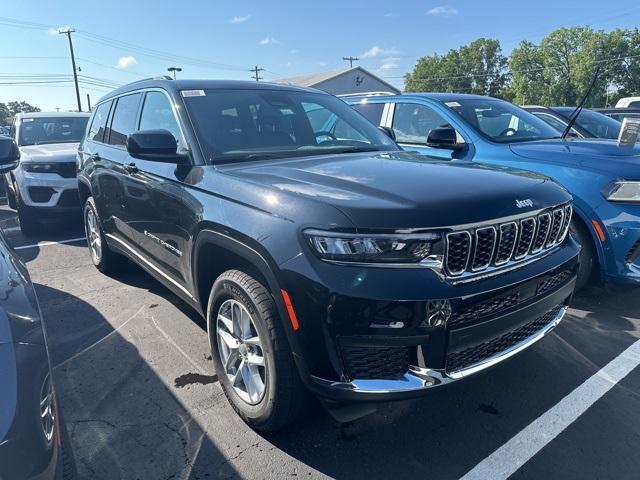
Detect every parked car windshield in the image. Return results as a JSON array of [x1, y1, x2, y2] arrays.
[[445, 98, 561, 143], [18, 116, 89, 146], [183, 88, 398, 163], [554, 107, 622, 140]]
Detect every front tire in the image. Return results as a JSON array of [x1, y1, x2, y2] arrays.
[[570, 219, 596, 290], [208, 269, 309, 431], [83, 197, 126, 273], [17, 197, 39, 235]]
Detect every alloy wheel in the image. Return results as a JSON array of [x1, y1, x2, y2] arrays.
[[216, 299, 267, 405], [85, 208, 102, 264]]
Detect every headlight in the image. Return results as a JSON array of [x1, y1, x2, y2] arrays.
[[23, 163, 57, 173], [605, 181, 640, 203], [304, 229, 441, 263]]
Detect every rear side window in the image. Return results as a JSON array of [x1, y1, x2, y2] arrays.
[[108, 93, 142, 147], [392, 103, 452, 144], [352, 102, 384, 126], [138, 91, 184, 151], [87, 101, 112, 143]]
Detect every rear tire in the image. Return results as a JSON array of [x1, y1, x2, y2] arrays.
[[83, 197, 126, 273], [570, 219, 596, 290], [208, 269, 310, 431]]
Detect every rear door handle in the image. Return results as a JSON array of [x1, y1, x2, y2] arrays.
[[124, 162, 139, 174]]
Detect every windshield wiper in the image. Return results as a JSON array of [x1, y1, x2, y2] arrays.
[[325, 146, 380, 154], [561, 65, 601, 139]]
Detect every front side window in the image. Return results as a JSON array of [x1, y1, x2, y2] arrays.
[[87, 100, 112, 143], [17, 116, 89, 147], [183, 89, 397, 163], [447, 98, 560, 143], [108, 93, 142, 147], [138, 91, 185, 151], [392, 103, 452, 144], [573, 110, 621, 140]]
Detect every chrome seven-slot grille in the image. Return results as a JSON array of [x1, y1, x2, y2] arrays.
[[445, 204, 572, 277]]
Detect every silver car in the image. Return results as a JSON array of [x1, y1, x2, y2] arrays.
[[4, 112, 90, 234]]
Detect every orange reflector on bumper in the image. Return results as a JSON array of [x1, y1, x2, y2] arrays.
[[591, 220, 606, 243], [281, 289, 299, 331]]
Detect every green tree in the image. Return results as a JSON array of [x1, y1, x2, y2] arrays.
[[0, 100, 40, 126], [405, 38, 509, 96]]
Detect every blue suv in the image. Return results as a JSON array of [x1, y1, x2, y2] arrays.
[[345, 93, 640, 288]]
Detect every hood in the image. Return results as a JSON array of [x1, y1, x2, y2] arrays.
[[19, 143, 79, 164], [509, 139, 640, 177], [220, 152, 571, 230]]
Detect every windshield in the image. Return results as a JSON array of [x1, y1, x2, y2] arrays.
[[183, 89, 398, 163], [554, 108, 622, 140], [445, 98, 561, 143], [18, 116, 89, 146]]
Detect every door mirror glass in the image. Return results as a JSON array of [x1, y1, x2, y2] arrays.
[[0, 136, 20, 173], [127, 129, 187, 163], [426, 126, 466, 151]]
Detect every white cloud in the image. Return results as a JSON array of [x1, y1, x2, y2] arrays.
[[259, 36, 279, 45], [48, 26, 71, 35], [361, 46, 400, 59], [280, 61, 292, 68], [230, 15, 250, 23], [384, 13, 393, 17], [117, 56, 137, 68], [426, 6, 458, 17], [290, 49, 300, 54], [379, 59, 400, 71]]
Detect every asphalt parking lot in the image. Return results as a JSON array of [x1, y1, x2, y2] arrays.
[[2, 205, 639, 480]]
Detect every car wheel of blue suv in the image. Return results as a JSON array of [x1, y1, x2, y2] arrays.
[[207, 269, 310, 431]]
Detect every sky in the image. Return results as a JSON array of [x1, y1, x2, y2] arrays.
[[1, 0, 639, 111]]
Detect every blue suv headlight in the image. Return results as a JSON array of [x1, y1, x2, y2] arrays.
[[605, 181, 640, 203], [304, 229, 441, 264]]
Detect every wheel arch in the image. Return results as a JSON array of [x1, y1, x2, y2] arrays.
[[570, 203, 604, 281]]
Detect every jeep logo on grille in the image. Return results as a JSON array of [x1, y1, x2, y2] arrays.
[[515, 198, 534, 208]]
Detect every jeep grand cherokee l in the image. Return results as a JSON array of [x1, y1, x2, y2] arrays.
[[78, 78, 579, 431], [4, 112, 90, 234]]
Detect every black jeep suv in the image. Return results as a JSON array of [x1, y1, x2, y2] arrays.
[[78, 78, 579, 430]]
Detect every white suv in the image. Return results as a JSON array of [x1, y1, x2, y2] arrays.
[[5, 112, 90, 234]]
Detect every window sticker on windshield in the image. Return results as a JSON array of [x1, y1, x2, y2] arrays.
[[22, 118, 34, 122], [445, 101, 461, 107], [181, 90, 206, 97]]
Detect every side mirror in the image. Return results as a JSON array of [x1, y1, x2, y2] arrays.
[[378, 126, 396, 141], [426, 126, 466, 151], [0, 136, 20, 173], [127, 129, 187, 163]]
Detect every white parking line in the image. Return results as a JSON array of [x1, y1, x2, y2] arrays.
[[461, 338, 640, 480], [151, 315, 207, 375], [13, 236, 86, 251], [54, 306, 146, 370]]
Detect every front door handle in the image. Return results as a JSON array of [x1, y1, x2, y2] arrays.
[[124, 162, 139, 174]]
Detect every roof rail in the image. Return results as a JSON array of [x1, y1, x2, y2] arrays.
[[121, 75, 173, 87], [337, 91, 396, 98]]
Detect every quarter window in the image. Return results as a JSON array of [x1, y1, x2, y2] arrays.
[[87, 101, 112, 143], [392, 103, 452, 144], [108, 93, 142, 147], [139, 91, 184, 151]]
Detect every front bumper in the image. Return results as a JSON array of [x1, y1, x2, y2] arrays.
[[281, 239, 579, 402], [595, 202, 640, 285], [14, 166, 80, 211]]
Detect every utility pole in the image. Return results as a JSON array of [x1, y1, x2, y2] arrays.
[[250, 65, 264, 82], [342, 56, 359, 68], [59, 28, 82, 112], [167, 67, 182, 79], [86, 93, 92, 111]]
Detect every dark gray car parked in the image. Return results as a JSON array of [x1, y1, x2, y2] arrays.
[[0, 136, 76, 479]]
